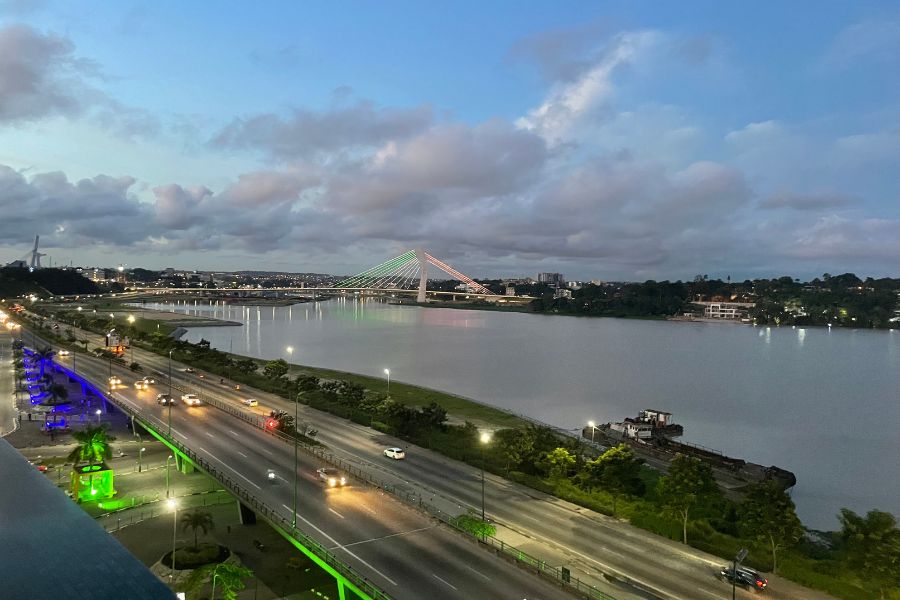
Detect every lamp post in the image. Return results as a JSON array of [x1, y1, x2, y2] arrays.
[[138, 446, 146, 473], [383, 368, 390, 397], [95, 408, 101, 424], [166, 455, 175, 498], [479, 431, 491, 522], [167, 499, 178, 580], [732, 548, 748, 600], [286, 345, 297, 528], [127, 315, 135, 364], [588, 420, 596, 444], [168, 349, 174, 437]]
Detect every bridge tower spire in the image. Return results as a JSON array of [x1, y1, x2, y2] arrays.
[[415, 248, 428, 302]]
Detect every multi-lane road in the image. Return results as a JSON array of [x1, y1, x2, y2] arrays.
[[54, 341, 575, 600], [44, 321, 832, 600]]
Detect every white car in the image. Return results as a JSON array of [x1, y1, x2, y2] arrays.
[[134, 380, 148, 390], [383, 447, 406, 460], [108, 376, 122, 387], [142, 376, 157, 385], [316, 467, 347, 487], [57, 349, 71, 357], [241, 398, 259, 407], [181, 393, 201, 406]]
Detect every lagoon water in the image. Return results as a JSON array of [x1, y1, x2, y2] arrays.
[[141, 298, 900, 529]]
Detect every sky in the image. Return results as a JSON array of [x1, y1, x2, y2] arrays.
[[0, 1, 898, 281]]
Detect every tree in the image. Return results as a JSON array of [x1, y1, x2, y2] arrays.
[[295, 374, 320, 392], [263, 359, 289, 380], [540, 447, 575, 479], [34, 346, 55, 377], [234, 358, 257, 374], [181, 509, 215, 549], [67, 424, 114, 466], [739, 481, 804, 574], [839, 509, 900, 599], [656, 454, 719, 544], [44, 382, 69, 406], [494, 428, 534, 475], [582, 444, 645, 516], [187, 562, 253, 600], [418, 401, 447, 430]]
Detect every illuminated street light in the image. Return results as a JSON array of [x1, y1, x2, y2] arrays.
[[165, 455, 175, 498], [383, 368, 391, 397], [167, 499, 177, 579], [479, 431, 492, 522], [138, 447, 146, 473], [588, 420, 596, 444], [95, 408, 101, 424]]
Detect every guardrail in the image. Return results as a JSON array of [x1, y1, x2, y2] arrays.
[[98, 490, 234, 533]]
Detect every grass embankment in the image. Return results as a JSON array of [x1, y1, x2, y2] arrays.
[[21, 301, 896, 600]]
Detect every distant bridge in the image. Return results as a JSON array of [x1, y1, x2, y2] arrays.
[[124, 249, 530, 302]]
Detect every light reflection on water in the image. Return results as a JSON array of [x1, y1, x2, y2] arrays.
[[136, 297, 900, 529]]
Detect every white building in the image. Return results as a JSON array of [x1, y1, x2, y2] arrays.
[[694, 301, 755, 320]]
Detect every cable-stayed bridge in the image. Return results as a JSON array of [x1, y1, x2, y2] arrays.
[[126, 249, 529, 302]]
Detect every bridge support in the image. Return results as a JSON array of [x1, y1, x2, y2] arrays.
[[237, 501, 257, 525], [415, 248, 428, 303]]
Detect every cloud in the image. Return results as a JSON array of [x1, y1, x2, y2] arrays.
[[823, 19, 900, 70], [760, 193, 855, 210], [0, 24, 90, 122], [210, 99, 434, 161]]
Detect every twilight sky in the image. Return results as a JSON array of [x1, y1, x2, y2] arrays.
[[0, 1, 898, 280]]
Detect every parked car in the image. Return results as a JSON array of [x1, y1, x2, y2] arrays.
[[316, 467, 347, 487], [156, 393, 176, 406], [241, 398, 259, 407], [181, 393, 201, 406], [383, 447, 406, 460], [720, 566, 767, 592]]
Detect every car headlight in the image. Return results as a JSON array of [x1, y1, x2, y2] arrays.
[[328, 478, 336, 486], [340, 478, 346, 485]]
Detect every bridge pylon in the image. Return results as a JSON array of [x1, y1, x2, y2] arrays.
[[415, 248, 428, 303]]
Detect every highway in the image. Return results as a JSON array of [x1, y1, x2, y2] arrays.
[[46, 321, 832, 600], [54, 343, 575, 600]]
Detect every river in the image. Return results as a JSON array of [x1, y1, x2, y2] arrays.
[[138, 298, 900, 530]]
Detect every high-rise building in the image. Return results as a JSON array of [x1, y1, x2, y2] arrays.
[[537, 272, 564, 285]]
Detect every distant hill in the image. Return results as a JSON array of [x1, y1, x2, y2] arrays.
[[0, 267, 101, 297]]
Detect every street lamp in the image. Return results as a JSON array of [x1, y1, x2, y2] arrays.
[[95, 409, 101, 424], [127, 315, 135, 363], [167, 499, 178, 580], [138, 447, 146, 473], [479, 431, 491, 522], [383, 368, 390, 397], [286, 346, 294, 360], [166, 455, 175, 498], [168, 349, 174, 437], [588, 420, 596, 444]]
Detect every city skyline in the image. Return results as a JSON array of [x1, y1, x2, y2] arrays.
[[1, 1, 899, 281]]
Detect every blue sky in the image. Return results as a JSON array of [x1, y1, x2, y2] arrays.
[[0, 1, 898, 280]]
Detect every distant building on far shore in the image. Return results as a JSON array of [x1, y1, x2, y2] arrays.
[[538, 272, 564, 285], [693, 301, 755, 320]]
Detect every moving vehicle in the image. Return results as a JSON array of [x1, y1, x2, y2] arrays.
[[241, 398, 258, 407], [181, 393, 201, 406], [384, 447, 406, 460], [108, 376, 122, 388], [57, 349, 70, 357], [720, 566, 768, 592], [156, 393, 176, 406], [316, 467, 347, 487], [182, 368, 195, 373], [267, 469, 276, 481], [142, 376, 157, 385], [133, 380, 148, 390]]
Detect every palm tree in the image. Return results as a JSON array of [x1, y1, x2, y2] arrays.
[[34, 347, 55, 377], [181, 510, 215, 549], [67, 424, 114, 467], [43, 383, 69, 406]]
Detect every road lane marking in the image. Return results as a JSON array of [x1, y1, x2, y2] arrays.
[[464, 565, 491, 581], [261, 448, 273, 455], [328, 508, 345, 519], [432, 574, 458, 591], [205, 432, 214, 438], [340, 526, 435, 549], [228, 429, 238, 436], [237, 451, 248, 458], [199, 447, 261, 490], [282, 504, 397, 586]]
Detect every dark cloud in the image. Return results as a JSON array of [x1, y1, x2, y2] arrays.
[[760, 193, 855, 210], [0, 24, 87, 121], [210, 100, 434, 161], [507, 21, 614, 83]]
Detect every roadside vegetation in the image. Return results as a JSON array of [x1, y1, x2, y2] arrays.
[[18, 301, 900, 599]]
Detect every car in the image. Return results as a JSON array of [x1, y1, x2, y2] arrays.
[[108, 376, 122, 388], [182, 393, 201, 406], [57, 349, 70, 357], [182, 368, 195, 373], [383, 447, 406, 460], [316, 467, 347, 487], [134, 380, 148, 390], [156, 393, 176, 406], [142, 376, 157, 385], [720, 566, 767, 592], [241, 398, 259, 407]]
